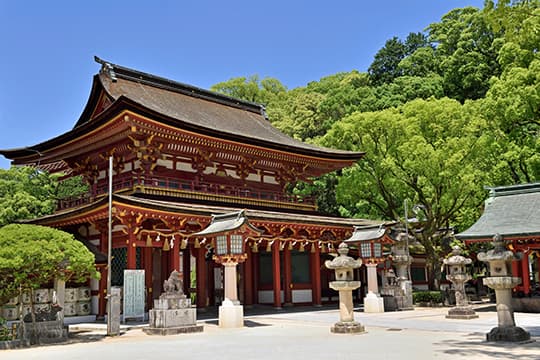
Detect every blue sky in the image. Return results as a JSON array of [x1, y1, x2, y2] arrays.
[[0, 0, 484, 169]]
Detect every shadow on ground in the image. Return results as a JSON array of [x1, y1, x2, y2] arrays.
[[434, 332, 539, 359], [204, 319, 271, 328]]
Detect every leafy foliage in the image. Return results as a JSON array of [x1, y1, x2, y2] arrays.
[[0, 224, 99, 305], [0, 168, 88, 227], [413, 291, 444, 304], [0, 167, 58, 226]]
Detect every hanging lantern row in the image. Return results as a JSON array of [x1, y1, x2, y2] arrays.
[[137, 229, 339, 254], [250, 238, 337, 253]]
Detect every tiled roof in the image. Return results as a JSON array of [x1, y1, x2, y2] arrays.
[[456, 183, 540, 240], [91, 57, 363, 159], [344, 225, 388, 243]]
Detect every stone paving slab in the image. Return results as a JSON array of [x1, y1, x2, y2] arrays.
[[3, 306, 538, 360]]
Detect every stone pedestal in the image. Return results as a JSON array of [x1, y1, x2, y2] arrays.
[[363, 264, 385, 313], [364, 291, 384, 313], [219, 299, 244, 328], [144, 294, 203, 335], [329, 281, 365, 334], [144, 271, 203, 335], [446, 306, 479, 319], [483, 277, 530, 342], [23, 320, 68, 345]]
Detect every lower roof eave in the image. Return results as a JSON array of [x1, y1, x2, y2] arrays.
[[22, 194, 382, 229], [457, 232, 540, 242]]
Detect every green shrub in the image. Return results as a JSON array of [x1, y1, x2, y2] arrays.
[[413, 291, 444, 304], [0, 317, 12, 341]]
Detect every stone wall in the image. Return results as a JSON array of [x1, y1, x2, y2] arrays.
[[1, 287, 91, 321]]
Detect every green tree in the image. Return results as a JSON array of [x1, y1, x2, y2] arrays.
[[368, 33, 430, 86], [0, 224, 99, 306], [428, 6, 502, 101], [0, 167, 58, 226], [481, 2, 540, 183], [272, 90, 328, 141], [211, 75, 287, 106], [0, 167, 88, 226], [320, 98, 499, 289], [368, 37, 407, 86]]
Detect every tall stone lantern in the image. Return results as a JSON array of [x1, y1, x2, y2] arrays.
[[387, 231, 414, 310], [192, 210, 262, 328], [325, 242, 365, 334], [443, 246, 478, 319], [478, 234, 531, 342]]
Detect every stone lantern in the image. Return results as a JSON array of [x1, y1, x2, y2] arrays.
[[192, 210, 262, 328], [443, 246, 478, 319], [325, 242, 365, 334], [477, 234, 530, 342]]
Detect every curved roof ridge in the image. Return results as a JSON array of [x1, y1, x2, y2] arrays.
[[94, 56, 266, 117]]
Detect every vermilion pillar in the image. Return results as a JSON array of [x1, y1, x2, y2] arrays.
[[311, 244, 322, 306], [244, 246, 254, 306], [182, 248, 191, 296], [127, 230, 137, 269], [272, 242, 282, 308], [98, 265, 107, 317], [143, 247, 153, 308], [170, 245, 180, 272], [253, 252, 260, 304], [283, 245, 292, 305], [521, 251, 530, 295], [196, 247, 207, 308], [512, 259, 520, 277]]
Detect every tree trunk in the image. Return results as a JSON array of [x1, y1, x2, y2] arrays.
[[426, 254, 442, 290], [29, 288, 39, 344]]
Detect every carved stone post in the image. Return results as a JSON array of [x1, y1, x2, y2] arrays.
[[325, 243, 365, 334]]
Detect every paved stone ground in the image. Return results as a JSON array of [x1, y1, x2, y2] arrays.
[[2, 305, 539, 359]]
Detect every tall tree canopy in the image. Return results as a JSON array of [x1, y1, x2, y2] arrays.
[[320, 98, 499, 288]]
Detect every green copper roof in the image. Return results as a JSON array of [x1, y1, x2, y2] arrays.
[[456, 183, 540, 240]]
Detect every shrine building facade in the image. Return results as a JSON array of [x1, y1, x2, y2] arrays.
[[0, 57, 379, 316], [456, 183, 540, 299]]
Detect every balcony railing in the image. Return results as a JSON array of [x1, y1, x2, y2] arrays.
[[57, 174, 315, 212]]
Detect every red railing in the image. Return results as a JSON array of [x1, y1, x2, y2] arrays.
[[57, 174, 314, 211]]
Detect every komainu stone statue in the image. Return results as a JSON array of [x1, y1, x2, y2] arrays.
[[163, 270, 183, 295]]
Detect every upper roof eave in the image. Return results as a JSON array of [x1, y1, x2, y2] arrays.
[[0, 94, 364, 164]]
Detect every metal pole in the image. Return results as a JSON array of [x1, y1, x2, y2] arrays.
[[106, 156, 113, 335], [404, 199, 411, 281]]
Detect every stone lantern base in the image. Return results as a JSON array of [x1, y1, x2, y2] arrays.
[[446, 306, 478, 320], [218, 299, 244, 328], [486, 326, 531, 342], [331, 321, 366, 334]]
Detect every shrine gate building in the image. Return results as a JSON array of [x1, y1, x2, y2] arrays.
[[0, 58, 379, 316]]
